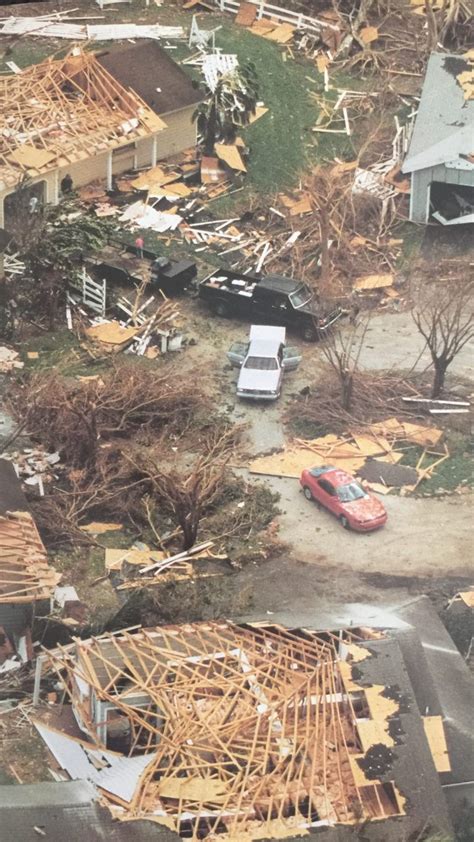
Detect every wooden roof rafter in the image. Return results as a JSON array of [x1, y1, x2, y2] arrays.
[[40, 621, 404, 838], [0, 47, 166, 187], [0, 510, 60, 603]]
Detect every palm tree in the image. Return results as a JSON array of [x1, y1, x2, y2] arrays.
[[193, 61, 259, 155]]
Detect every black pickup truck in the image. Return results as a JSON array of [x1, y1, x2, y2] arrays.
[[199, 269, 342, 341], [86, 242, 197, 296]]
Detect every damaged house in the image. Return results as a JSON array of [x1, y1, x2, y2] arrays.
[[402, 51, 474, 224], [0, 459, 60, 671], [33, 620, 453, 841], [0, 42, 203, 227]]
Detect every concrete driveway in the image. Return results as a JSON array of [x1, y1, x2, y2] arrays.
[[186, 300, 474, 614]]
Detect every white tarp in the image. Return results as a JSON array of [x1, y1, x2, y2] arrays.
[[0, 17, 184, 41], [120, 200, 183, 232]]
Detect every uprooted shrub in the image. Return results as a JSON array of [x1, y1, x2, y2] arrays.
[[7, 360, 210, 467]]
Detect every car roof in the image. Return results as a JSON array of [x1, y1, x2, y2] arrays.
[[309, 466, 355, 486]]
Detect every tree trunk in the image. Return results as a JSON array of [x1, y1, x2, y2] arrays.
[[431, 362, 446, 398], [204, 103, 218, 156], [319, 208, 331, 295], [341, 371, 354, 411], [181, 508, 199, 551], [424, 0, 438, 50]]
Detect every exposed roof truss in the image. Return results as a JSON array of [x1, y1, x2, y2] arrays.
[[44, 622, 405, 838]]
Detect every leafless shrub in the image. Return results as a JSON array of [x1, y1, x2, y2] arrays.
[[286, 366, 422, 434], [322, 316, 371, 411]]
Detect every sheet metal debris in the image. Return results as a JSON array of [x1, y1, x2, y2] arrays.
[[0, 15, 185, 41]]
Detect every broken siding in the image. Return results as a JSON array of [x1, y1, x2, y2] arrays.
[[410, 163, 474, 222]]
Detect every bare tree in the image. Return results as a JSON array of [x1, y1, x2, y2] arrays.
[[134, 425, 241, 550], [412, 281, 474, 398], [322, 314, 370, 411]]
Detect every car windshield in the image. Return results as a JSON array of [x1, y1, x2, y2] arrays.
[[244, 356, 278, 370], [289, 285, 313, 309], [337, 482, 368, 503]]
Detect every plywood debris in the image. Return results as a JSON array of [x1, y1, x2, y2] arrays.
[[40, 622, 405, 837], [359, 26, 379, 44], [423, 716, 451, 772], [249, 421, 447, 491], [263, 23, 296, 44], [448, 591, 474, 608], [79, 521, 123, 534], [0, 346, 24, 372], [235, 1, 257, 27], [354, 273, 394, 290], [215, 143, 247, 172], [85, 321, 139, 348]]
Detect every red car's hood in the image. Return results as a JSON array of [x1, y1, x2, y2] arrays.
[[341, 495, 385, 522]]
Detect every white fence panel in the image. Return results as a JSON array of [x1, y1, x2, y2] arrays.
[[211, 0, 338, 34], [70, 270, 106, 317]]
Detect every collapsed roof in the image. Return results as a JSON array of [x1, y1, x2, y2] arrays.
[[0, 49, 166, 192], [41, 621, 416, 839], [0, 459, 60, 604]]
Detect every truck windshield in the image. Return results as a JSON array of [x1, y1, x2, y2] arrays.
[[289, 286, 313, 309], [244, 357, 278, 370]]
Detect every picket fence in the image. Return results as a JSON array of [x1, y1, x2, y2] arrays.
[[208, 0, 338, 34]]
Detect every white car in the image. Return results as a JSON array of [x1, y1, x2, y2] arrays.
[[227, 325, 302, 400]]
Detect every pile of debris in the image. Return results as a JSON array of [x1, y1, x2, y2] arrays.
[[0, 346, 23, 373], [0, 11, 186, 42], [68, 273, 182, 357], [2, 449, 61, 497], [248, 418, 449, 494], [105, 539, 230, 591]]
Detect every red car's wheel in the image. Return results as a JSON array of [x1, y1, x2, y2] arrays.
[[303, 486, 313, 501], [340, 515, 350, 530]]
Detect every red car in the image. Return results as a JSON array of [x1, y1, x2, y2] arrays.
[[300, 465, 387, 532]]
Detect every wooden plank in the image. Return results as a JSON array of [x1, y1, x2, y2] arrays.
[[423, 716, 451, 772]]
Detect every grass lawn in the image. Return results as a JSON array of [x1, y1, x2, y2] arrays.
[[212, 26, 354, 196], [401, 432, 474, 496]]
